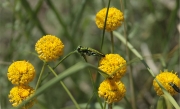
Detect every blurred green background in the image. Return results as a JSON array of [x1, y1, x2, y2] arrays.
[[0, 0, 179, 109]]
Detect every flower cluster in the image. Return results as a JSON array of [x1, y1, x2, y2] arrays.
[[98, 79, 126, 104], [153, 70, 180, 96], [35, 35, 64, 62], [7, 61, 36, 108], [7, 61, 35, 85], [95, 7, 124, 32], [9, 85, 35, 109], [98, 54, 127, 103], [99, 54, 127, 80]]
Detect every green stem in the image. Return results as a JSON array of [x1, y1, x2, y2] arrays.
[[86, 91, 95, 109], [80, 55, 103, 109], [47, 64, 81, 109], [100, 0, 111, 51], [120, 0, 136, 109], [159, 56, 166, 68], [108, 103, 112, 109], [47, 64, 58, 76], [96, 92, 103, 109], [40, 51, 77, 82], [35, 62, 46, 90], [146, 0, 155, 13], [124, 96, 133, 109], [110, 31, 114, 53], [103, 102, 107, 109], [54, 51, 77, 69]]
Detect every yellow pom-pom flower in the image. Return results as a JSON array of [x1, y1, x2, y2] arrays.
[[95, 7, 124, 32], [35, 35, 64, 62], [8, 85, 36, 109], [99, 54, 127, 80], [7, 61, 35, 85], [98, 79, 126, 104], [153, 70, 180, 96]]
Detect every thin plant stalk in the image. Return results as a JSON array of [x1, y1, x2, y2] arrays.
[[80, 55, 103, 109], [120, 0, 136, 109], [100, 0, 111, 51], [35, 62, 46, 90], [103, 102, 107, 109], [108, 103, 112, 109], [40, 51, 77, 82], [54, 51, 77, 69], [124, 96, 133, 109], [86, 91, 96, 109], [110, 31, 114, 53], [47, 64, 81, 109]]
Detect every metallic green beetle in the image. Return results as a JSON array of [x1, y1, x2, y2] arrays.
[[77, 45, 105, 57]]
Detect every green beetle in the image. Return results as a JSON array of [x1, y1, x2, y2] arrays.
[[77, 45, 105, 57]]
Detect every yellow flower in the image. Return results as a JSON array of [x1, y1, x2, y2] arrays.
[[7, 61, 35, 85], [35, 35, 64, 62], [153, 70, 180, 96], [95, 7, 124, 32], [8, 85, 36, 109], [99, 54, 126, 80], [98, 79, 126, 104]]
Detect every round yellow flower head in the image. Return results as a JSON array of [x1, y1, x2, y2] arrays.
[[7, 61, 35, 85], [98, 79, 126, 104], [153, 70, 180, 96], [8, 85, 36, 109], [35, 35, 64, 62], [99, 54, 127, 80], [95, 7, 124, 32]]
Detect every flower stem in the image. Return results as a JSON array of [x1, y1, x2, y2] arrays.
[[103, 102, 107, 109], [54, 51, 77, 69], [110, 31, 114, 53], [35, 62, 45, 90], [47, 64, 81, 109], [108, 103, 112, 109], [100, 0, 111, 51], [124, 96, 133, 109], [40, 51, 77, 82], [81, 55, 103, 109], [120, 0, 136, 109]]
